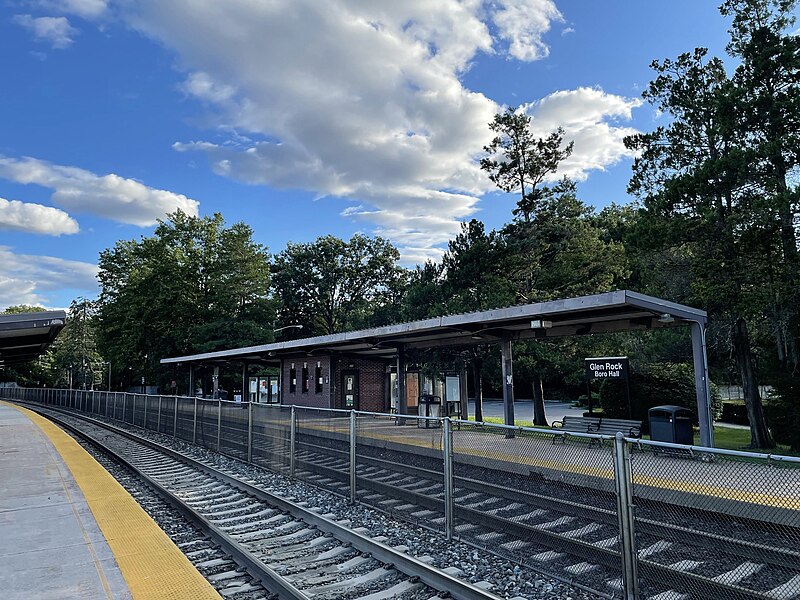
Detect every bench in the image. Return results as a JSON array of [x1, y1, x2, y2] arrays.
[[551, 415, 641, 444], [550, 416, 601, 443], [588, 418, 642, 439]]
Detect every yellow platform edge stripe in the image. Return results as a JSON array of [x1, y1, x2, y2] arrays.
[[5, 402, 221, 600], [309, 419, 800, 510]]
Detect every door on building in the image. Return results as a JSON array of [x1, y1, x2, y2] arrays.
[[342, 370, 359, 409]]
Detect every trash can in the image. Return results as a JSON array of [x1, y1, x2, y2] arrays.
[[418, 394, 441, 428], [649, 405, 694, 445]]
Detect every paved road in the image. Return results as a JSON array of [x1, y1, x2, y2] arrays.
[[467, 399, 584, 425]]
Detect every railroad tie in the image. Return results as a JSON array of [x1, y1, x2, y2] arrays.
[[712, 561, 764, 585], [534, 515, 575, 530], [766, 574, 800, 599], [647, 591, 690, 600], [352, 580, 423, 600], [530, 550, 566, 562], [564, 562, 599, 576], [637, 540, 672, 559]]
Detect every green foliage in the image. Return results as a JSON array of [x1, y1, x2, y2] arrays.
[[97, 211, 273, 389], [599, 363, 722, 431], [272, 234, 404, 336], [766, 376, 800, 450], [481, 108, 573, 222], [2, 305, 47, 314]]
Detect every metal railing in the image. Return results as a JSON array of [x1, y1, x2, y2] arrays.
[[4, 386, 799, 600]]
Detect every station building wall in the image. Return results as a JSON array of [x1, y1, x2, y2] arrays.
[[281, 356, 332, 409], [332, 357, 389, 413], [280, 355, 389, 413]]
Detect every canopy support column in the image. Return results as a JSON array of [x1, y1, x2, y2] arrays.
[[501, 337, 515, 437], [691, 320, 714, 447], [397, 344, 407, 416]]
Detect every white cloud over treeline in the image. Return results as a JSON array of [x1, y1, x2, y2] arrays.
[[0, 157, 199, 227]]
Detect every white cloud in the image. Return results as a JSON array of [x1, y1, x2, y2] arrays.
[[13, 14, 78, 49], [115, 1, 636, 261], [0, 157, 199, 226], [523, 87, 643, 181], [491, 0, 563, 61], [38, 0, 109, 19], [0, 197, 79, 235], [0, 246, 98, 309]]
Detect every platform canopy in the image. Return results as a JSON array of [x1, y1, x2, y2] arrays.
[[161, 290, 706, 367], [0, 310, 67, 367], [162, 290, 713, 446]]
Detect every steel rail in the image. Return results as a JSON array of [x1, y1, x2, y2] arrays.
[[34, 409, 308, 600], [284, 441, 793, 599], [282, 424, 800, 570], [23, 404, 501, 600]]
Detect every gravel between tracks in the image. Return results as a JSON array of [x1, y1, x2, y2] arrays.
[[65, 411, 603, 600]]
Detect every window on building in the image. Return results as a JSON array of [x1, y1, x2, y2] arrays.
[[302, 363, 309, 393], [289, 364, 296, 394], [315, 363, 323, 394]]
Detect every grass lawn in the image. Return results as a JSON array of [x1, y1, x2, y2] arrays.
[[710, 426, 799, 457]]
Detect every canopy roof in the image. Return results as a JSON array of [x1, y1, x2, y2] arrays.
[[0, 311, 67, 366], [161, 290, 706, 367]]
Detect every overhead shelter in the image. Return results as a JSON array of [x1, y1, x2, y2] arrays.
[[0, 310, 67, 367], [161, 290, 714, 446]]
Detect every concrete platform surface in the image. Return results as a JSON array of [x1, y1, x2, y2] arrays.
[[0, 402, 131, 600]]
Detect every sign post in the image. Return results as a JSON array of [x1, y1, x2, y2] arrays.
[[584, 357, 631, 418]]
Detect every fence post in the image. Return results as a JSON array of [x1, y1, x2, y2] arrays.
[[443, 417, 454, 541], [157, 396, 162, 433], [349, 410, 357, 503], [217, 400, 222, 451], [123, 393, 127, 422], [193, 397, 198, 444], [613, 432, 639, 600], [143, 395, 148, 429], [289, 406, 296, 477], [173, 396, 178, 438], [247, 402, 253, 463]]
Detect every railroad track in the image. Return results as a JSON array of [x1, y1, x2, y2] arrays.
[[25, 405, 501, 600], [252, 422, 800, 600]]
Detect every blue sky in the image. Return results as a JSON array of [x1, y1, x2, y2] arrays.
[[0, 1, 742, 310]]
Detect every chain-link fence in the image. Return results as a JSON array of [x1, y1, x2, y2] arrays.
[[4, 386, 799, 600]]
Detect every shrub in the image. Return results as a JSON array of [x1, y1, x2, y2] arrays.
[[599, 363, 722, 433], [720, 402, 749, 425], [766, 375, 800, 451]]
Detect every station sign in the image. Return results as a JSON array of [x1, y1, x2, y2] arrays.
[[585, 356, 629, 381]]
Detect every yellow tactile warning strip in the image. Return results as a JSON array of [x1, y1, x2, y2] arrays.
[[5, 402, 221, 600], [305, 418, 800, 511]]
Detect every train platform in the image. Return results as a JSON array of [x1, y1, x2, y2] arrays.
[[0, 401, 220, 600], [299, 414, 800, 520]]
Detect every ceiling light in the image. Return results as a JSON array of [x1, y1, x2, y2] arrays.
[[530, 320, 553, 329], [658, 313, 675, 324]]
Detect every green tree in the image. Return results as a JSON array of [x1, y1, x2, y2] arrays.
[[481, 108, 573, 222], [624, 47, 775, 447], [272, 234, 404, 336], [97, 211, 273, 389], [48, 298, 103, 389], [502, 179, 628, 303], [722, 0, 800, 370], [2, 305, 47, 314]]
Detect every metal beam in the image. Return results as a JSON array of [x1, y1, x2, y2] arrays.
[[500, 337, 515, 434], [397, 344, 407, 416], [691, 321, 714, 447]]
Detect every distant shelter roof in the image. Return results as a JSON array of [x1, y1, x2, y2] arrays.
[[161, 290, 706, 367], [0, 310, 67, 366]]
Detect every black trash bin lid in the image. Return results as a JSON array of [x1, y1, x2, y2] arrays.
[[649, 405, 692, 416]]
